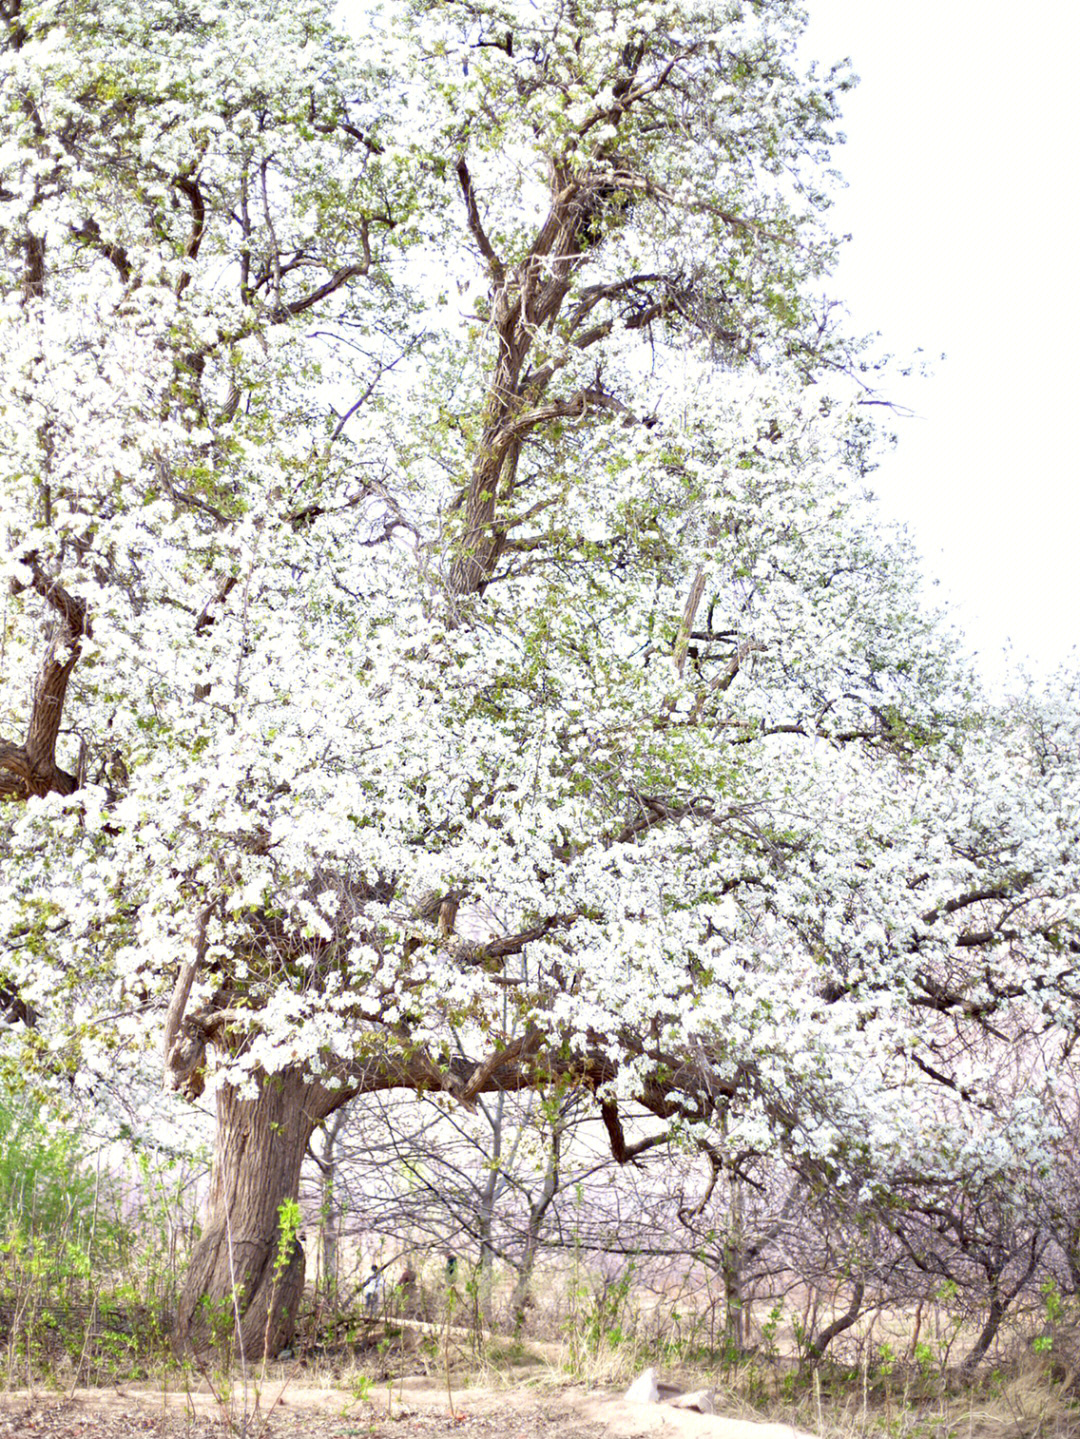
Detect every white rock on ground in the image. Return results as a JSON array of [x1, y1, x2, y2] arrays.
[[625, 1367, 661, 1402]]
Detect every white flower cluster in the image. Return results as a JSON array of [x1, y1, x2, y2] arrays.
[[0, 0, 1075, 1204]]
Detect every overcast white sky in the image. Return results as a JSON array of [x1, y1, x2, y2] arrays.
[[799, 2, 1079, 689]]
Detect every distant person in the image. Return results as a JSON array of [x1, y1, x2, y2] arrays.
[[362, 1263, 382, 1316]]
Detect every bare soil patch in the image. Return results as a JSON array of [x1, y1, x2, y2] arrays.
[[0, 1378, 820, 1439]]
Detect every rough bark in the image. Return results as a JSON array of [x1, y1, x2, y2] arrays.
[[446, 152, 666, 600], [175, 1067, 341, 1358], [0, 552, 88, 801]]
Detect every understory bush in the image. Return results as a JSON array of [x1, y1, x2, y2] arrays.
[[0, 1088, 193, 1385]]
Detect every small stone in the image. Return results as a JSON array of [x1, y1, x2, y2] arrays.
[[624, 1367, 660, 1402], [669, 1388, 716, 1413]]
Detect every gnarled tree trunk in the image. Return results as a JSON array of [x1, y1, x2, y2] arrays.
[[175, 1067, 340, 1358]]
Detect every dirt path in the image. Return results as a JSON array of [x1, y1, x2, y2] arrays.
[[0, 1378, 820, 1439]]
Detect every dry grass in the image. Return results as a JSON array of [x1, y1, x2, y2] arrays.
[[273, 1245, 1080, 1439], [462, 1327, 1080, 1439], [4, 1227, 1077, 1439]]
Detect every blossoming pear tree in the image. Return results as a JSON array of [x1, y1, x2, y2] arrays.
[[1, 0, 1077, 1355]]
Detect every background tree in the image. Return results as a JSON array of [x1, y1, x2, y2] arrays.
[[316, 1085, 608, 1331]]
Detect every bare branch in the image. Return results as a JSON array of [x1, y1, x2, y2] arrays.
[[601, 1097, 671, 1164], [456, 157, 504, 281], [449, 912, 579, 967], [174, 173, 206, 299], [459, 1028, 544, 1108], [273, 221, 372, 320]]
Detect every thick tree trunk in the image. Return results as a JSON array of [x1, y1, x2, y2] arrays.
[[720, 1245, 744, 1357], [175, 1068, 335, 1358]]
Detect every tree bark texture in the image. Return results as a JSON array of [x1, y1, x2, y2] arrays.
[[0, 552, 87, 801], [175, 1067, 339, 1358], [446, 154, 666, 600]]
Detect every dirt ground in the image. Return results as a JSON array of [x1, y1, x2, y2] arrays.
[[0, 1378, 820, 1439]]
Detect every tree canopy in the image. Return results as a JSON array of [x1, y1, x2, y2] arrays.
[[1, 0, 1077, 1354]]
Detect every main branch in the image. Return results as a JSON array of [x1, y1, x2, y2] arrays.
[[0, 552, 88, 801]]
